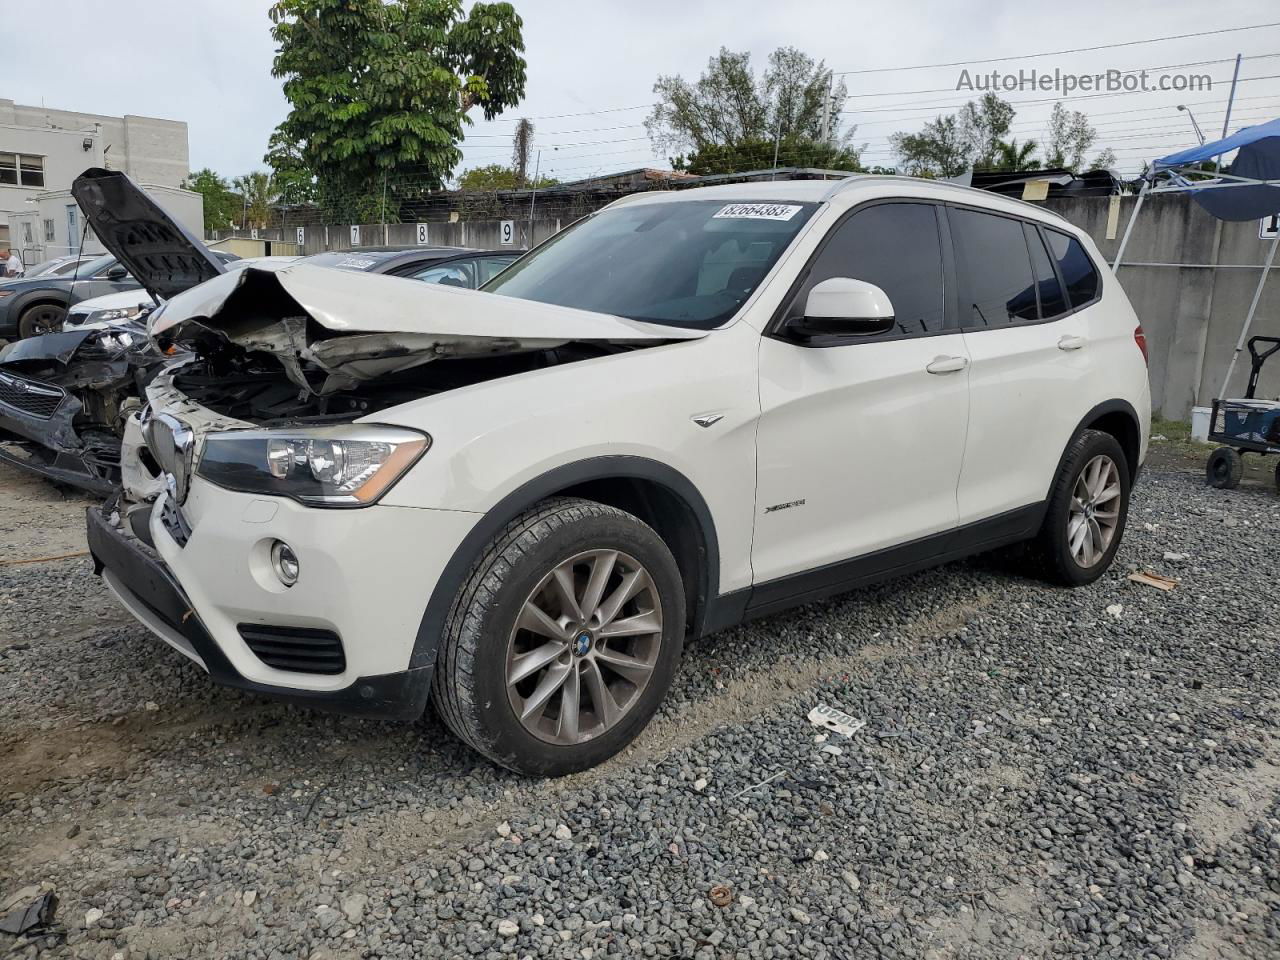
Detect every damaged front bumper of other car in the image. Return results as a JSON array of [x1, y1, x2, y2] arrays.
[[89, 262, 701, 718], [0, 326, 166, 494]]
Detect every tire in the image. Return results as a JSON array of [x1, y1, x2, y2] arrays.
[[1205, 446, 1243, 489], [1030, 429, 1131, 587], [432, 497, 685, 776], [18, 303, 65, 339]]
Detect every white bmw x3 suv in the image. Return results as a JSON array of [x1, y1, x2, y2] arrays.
[[86, 174, 1151, 775]]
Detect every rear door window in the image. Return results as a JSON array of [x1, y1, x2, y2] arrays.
[[785, 202, 947, 338], [1025, 224, 1069, 319], [1045, 229, 1101, 307], [949, 209, 1039, 327]]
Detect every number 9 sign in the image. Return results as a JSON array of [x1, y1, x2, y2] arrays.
[[500, 220, 514, 246]]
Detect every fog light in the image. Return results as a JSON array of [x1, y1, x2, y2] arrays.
[[270, 540, 299, 587]]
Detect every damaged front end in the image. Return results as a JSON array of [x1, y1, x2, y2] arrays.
[[0, 326, 172, 494], [124, 262, 703, 464]]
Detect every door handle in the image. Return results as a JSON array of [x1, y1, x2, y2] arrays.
[[1057, 335, 1087, 351], [925, 355, 969, 375]]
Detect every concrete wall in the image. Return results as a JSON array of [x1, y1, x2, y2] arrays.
[[1047, 194, 1280, 418], [215, 217, 567, 256]]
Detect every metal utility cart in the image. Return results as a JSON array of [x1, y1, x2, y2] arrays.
[[1206, 336, 1280, 490]]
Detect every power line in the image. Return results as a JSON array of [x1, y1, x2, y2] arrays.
[[834, 22, 1280, 75]]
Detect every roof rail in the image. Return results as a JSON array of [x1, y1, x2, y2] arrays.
[[820, 173, 1072, 224]]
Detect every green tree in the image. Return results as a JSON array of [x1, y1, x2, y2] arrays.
[[234, 172, 278, 230], [684, 138, 861, 176], [267, 0, 527, 218], [265, 129, 316, 206], [890, 114, 968, 178], [958, 93, 1015, 170], [182, 168, 240, 231], [645, 46, 854, 170], [457, 163, 557, 190], [1043, 103, 1098, 172], [987, 138, 1041, 172]]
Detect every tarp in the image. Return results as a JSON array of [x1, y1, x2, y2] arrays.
[[1152, 117, 1280, 221]]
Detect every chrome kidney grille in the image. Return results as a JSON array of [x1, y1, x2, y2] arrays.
[[143, 410, 196, 504], [0, 371, 65, 419]]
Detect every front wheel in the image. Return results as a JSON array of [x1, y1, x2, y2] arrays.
[[1031, 429, 1131, 586], [18, 304, 65, 338], [432, 497, 685, 776]]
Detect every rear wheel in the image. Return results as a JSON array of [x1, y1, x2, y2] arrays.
[[17, 303, 65, 338], [432, 497, 685, 776], [1031, 429, 1131, 586], [1206, 446, 1243, 489]]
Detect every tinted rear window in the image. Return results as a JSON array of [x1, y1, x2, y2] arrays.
[[1046, 229, 1100, 307], [949, 209, 1038, 327], [1025, 224, 1068, 319]]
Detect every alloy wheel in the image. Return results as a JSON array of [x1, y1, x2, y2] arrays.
[[505, 549, 663, 745], [1067, 454, 1122, 567], [22, 306, 63, 337]]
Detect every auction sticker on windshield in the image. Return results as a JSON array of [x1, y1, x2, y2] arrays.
[[713, 203, 803, 221]]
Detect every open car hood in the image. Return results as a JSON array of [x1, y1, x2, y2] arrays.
[[149, 262, 706, 394], [71, 167, 226, 302]]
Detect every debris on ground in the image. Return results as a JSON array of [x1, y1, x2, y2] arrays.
[[708, 884, 733, 908], [1106, 603, 1125, 618], [0, 890, 58, 936], [1164, 551, 1189, 562], [807, 703, 866, 737], [1128, 570, 1179, 591]]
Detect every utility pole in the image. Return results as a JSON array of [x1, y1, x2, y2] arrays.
[[381, 170, 388, 245], [1216, 54, 1242, 173], [527, 150, 541, 248], [771, 122, 782, 180], [819, 70, 834, 146]]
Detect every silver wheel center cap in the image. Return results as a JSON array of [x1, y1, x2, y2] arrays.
[[573, 633, 592, 657]]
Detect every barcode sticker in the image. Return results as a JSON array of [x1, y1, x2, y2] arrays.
[[713, 203, 803, 221]]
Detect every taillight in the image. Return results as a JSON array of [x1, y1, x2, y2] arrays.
[[1134, 325, 1149, 366]]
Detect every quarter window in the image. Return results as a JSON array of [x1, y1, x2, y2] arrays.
[[787, 202, 947, 337], [1025, 224, 1068, 319], [949, 208, 1039, 327], [1046, 229, 1100, 307]]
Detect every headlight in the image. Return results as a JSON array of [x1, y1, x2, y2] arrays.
[[196, 425, 429, 507], [70, 305, 143, 325]]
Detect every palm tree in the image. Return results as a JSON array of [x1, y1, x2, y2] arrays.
[[990, 138, 1041, 172], [233, 172, 277, 230]]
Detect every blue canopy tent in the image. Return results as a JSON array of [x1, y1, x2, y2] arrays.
[[1113, 118, 1280, 401]]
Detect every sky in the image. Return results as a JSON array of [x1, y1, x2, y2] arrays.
[[3, 0, 1278, 181]]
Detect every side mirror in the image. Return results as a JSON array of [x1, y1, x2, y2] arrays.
[[105, 264, 129, 280], [790, 277, 895, 339]]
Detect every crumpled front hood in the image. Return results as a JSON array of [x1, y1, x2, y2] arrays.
[[150, 262, 706, 394]]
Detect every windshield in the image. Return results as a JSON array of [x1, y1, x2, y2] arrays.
[[483, 199, 817, 328]]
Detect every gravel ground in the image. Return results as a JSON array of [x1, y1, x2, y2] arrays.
[[1, 444, 1278, 960]]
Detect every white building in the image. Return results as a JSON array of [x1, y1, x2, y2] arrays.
[[0, 99, 198, 264]]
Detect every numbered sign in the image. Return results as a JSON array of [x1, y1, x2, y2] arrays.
[[296, 227, 305, 245], [500, 220, 515, 246], [416, 223, 429, 245], [1262, 214, 1280, 241], [250, 227, 259, 240], [350, 225, 361, 247]]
